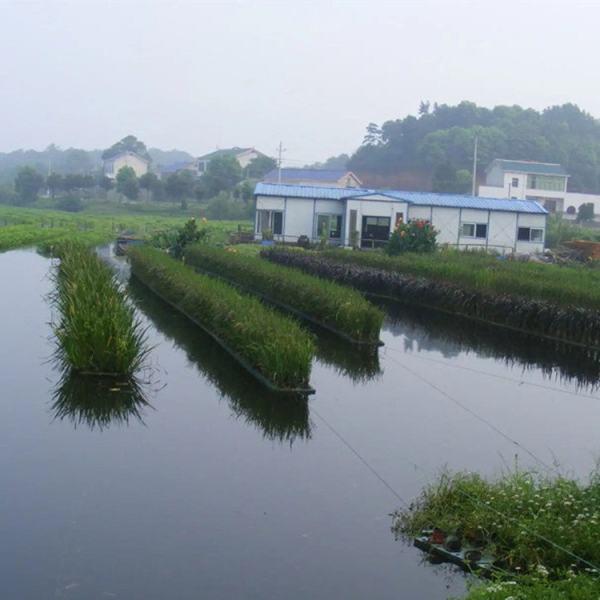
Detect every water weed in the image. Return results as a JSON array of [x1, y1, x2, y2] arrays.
[[185, 245, 383, 343], [51, 243, 149, 375], [128, 247, 315, 389]]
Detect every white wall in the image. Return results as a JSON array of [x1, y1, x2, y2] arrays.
[[345, 197, 408, 244], [285, 198, 317, 239], [431, 207, 460, 245]]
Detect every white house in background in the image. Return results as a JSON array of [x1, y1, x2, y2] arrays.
[[255, 182, 548, 254], [103, 151, 150, 179], [479, 159, 568, 213], [195, 147, 266, 175], [263, 168, 362, 188]]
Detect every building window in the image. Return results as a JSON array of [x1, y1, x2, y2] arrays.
[[566, 205, 576, 215], [361, 216, 391, 248], [256, 210, 283, 235], [526, 174, 565, 192], [512, 177, 519, 187], [461, 222, 487, 239], [316, 214, 342, 239], [517, 227, 544, 243], [395, 212, 404, 228]]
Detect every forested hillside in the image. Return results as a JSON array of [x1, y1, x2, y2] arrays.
[[347, 102, 600, 193]]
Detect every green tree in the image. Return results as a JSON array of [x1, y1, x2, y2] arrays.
[[46, 172, 64, 198], [14, 167, 44, 204], [139, 172, 163, 200], [577, 202, 595, 223], [102, 135, 150, 161], [116, 166, 139, 200], [202, 155, 242, 197], [165, 170, 195, 206], [246, 155, 277, 178]]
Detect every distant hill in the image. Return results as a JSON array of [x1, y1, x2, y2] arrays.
[[346, 102, 600, 194], [148, 148, 194, 169]]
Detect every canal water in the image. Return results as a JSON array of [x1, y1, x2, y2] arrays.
[[2, 248, 600, 600]]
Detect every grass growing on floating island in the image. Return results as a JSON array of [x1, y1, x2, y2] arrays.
[[52, 243, 149, 375], [128, 247, 315, 389], [184, 245, 384, 343], [394, 469, 600, 577], [317, 247, 600, 310], [456, 574, 600, 600], [263, 248, 600, 349]]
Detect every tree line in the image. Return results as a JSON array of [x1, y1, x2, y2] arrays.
[[346, 101, 600, 193]]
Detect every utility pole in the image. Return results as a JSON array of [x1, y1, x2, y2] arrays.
[[276, 142, 286, 183], [471, 135, 478, 196]]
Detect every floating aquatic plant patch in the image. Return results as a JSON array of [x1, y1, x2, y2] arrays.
[[51, 242, 149, 375], [263, 248, 600, 349], [393, 469, 600, 579], [318, 248, 600, 311], [128, 247, 315, 391], [184, 245, 383, 344]]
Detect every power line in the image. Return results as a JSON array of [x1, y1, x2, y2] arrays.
[[383, 345, 600, 401]]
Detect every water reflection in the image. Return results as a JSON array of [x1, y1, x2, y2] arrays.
[[128, 278, 312, 443], [379, 299, 600, 389], [51, 371, 152, 430]]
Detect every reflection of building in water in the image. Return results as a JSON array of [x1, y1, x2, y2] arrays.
[[128, 279, 312, 444], [51, 372, 151, 431], [380, 300, 600, 389]]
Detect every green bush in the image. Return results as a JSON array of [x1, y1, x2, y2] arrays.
[[128, 247, 315, 389], [386, 219, 437, 255], [185, 245, 384, 343]]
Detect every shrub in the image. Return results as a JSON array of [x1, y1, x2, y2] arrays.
[[51, 243, 149, 375], [386, 219, 437, 255], [128, 247, 315, 389], [56, 195, 84, 212], [185, 245, 384, 343]]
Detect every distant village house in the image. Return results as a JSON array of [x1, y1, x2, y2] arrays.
[[103, 151, 149, 179], [479, 159, 600, 217]]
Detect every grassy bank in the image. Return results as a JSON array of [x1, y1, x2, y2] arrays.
[[128, 247, 315, 390], [0, 205, 250, 252], [184, 245, 383, 343], [52, 243, 149, 375], [263, 247, 600, 348]]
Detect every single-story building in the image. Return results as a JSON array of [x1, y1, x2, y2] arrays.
[[263, 168, 362, 188], [254, 182, 548, 253]]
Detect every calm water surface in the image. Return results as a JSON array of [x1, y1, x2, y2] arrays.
[[2, 248, 600, 600]]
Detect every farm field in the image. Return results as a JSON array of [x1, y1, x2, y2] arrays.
[[2, 245, 600, 599]]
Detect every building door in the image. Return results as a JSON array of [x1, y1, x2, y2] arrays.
[[361, 216, 391, 248]]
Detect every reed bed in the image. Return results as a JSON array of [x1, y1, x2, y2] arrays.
[[51, 243, 149, 375], [317, 248, 600, 310], [184, 245, 383, 343], [128, 247, 315, 390], [264, 248, 600, 348]]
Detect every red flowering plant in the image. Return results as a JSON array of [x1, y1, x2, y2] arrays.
[[386, 219, 437, 255]]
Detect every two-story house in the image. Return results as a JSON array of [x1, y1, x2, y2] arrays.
[[479, 159, 568, 213]]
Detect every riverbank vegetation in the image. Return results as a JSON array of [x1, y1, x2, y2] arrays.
[[0, 205, 249, 252], [184, 245, 384, 343], [52, 243, 149, 375], [395, 469, 600, 599], [128, 247, 315, 390]]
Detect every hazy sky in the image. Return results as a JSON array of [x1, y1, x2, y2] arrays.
[[1, 0, 599, 164]]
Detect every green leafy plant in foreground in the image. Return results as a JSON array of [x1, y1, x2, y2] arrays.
[[51, 243, 149, 375], [128, 247, 315, 389], [185, 245, 384, 343]]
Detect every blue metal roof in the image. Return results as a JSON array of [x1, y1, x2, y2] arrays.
[[263, 168, 353, 183], [254, 182, 548, 215], [488, 159, 568, 177]]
